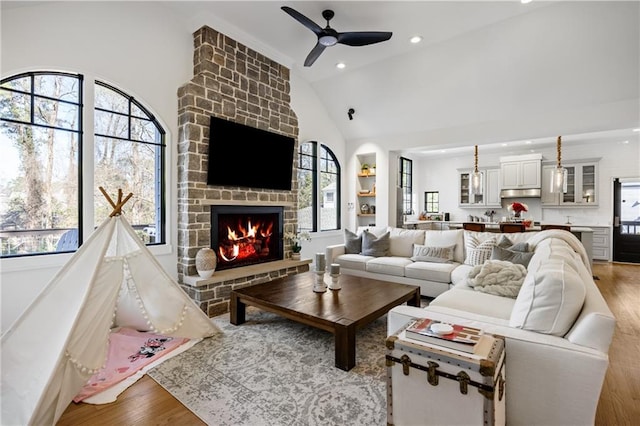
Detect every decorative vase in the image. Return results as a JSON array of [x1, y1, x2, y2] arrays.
[[195, 248, 217, 279], [291, 252, 301, 261]]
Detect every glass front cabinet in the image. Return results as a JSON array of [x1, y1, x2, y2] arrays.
[[542, 160, 599, 207], [458, 168, 501, 207]]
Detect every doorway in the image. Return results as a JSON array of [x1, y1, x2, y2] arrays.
[[613, 178, 640, 263]]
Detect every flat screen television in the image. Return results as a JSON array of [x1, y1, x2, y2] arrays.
[[207, 116, 295, 190]]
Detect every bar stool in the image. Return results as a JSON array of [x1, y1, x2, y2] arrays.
[[499, 223, 526, 233], [541, 224, 571, 231], [463, 222, 486, 232]]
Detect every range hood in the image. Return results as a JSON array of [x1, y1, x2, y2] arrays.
[[500, 188, 541, 198]]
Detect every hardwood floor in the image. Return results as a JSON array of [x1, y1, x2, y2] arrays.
[[57, 262, 639, 425]]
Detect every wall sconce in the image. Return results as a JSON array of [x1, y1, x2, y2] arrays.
[[550, 136, 568, 194], [348, 108, 355, 120], [471, 145, 483, 195]]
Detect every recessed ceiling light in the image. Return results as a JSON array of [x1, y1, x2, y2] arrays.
[[501, 143, 508, 147], [621, 140, 630, 144], [440, 150, 446, 153], [525, 141, 532, 144], [410, 36, 422, 44], [336, 62, 346, 69], [633, 128, 640, 132], [521, 0, 533, 4]]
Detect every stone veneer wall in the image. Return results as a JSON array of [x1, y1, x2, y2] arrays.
[[177, 26, 306, 317]]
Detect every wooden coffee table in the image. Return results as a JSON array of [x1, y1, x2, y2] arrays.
[[230, 272, 420, 371]]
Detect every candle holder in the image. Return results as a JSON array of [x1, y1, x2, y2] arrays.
[[328, 273, 341, 290], [313, 270, 327, 293]]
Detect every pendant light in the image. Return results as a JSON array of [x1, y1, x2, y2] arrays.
[[471, 145, 483, 195], [550, 136, 567, 193]]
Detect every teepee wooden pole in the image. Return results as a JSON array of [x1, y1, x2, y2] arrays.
[[99, 186, 134, 217]]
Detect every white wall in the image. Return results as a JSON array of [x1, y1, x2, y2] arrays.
[[0, 2, 346, 331]]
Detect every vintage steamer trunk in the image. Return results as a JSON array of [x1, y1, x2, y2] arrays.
[[386, 326, 506, 425]]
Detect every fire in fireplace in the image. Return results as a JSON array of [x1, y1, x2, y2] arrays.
[[211, 205, 284, 270]]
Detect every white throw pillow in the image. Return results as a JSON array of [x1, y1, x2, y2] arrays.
[[464, 234, 497, 266], [510, 258, 586, 336], [410, 244, 455, 263]]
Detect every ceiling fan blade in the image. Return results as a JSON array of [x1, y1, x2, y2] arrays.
[[304, 42, 326, 67], [281, 6, 322, 35], [337, 31, 393, 47]]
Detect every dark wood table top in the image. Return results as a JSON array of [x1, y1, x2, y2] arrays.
[[231, 272, 420, 332]]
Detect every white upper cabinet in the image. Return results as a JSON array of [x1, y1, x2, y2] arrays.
[[458, 168, 501, 208], [500, 154, 542, 189]]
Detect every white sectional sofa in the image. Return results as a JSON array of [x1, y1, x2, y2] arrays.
[[326, 227, 615, 425]]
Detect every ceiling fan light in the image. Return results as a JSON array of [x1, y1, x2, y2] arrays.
[[319, 35, 337, 46]]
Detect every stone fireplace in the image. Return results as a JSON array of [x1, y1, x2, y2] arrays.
[[177, 26, 309, 317]]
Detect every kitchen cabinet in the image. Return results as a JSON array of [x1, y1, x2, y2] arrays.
[[591, 226, 610, 261], [356, 153, 376, 227], [541, 160, 599, 207], [458, 168, 501, 208], [500, 154, 542, 189]]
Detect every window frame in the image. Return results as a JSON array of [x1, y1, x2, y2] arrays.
[[297, 141, 341, 233], [0, 71, 168, 259], [399, 156, 413, 215], [424, 191, 439, 213]]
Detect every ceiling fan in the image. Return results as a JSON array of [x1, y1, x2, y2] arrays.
[[281, 6, 393, 67]]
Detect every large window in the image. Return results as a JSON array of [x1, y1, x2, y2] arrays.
[[0, 72, 165, 257], [399, 156, 413, 215], [297, 141, 341, 232]]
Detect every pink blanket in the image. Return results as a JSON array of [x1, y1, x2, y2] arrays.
[[74, 328, 188, 402]]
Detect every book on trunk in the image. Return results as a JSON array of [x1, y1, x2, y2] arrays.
[[404, 318, 486, 354]]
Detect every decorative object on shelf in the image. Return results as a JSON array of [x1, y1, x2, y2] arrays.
[[360, 163, 370, 175], [471, 145, 483, 195], [360, 203, 370, 214], [507, 202, 528, 220], [291, 252, 301, 261], [195, 247, 217, 279], [328, 263, 341, 290], [370, 205, 376, 214], [370, 164, 376, 175], [284, 229, 311, 257], [550, 136, 568, 194]]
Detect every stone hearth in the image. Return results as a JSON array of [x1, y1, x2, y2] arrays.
[[177, 26, 304, 317]]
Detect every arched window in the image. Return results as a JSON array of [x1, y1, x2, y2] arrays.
[[297, 141, 341, 232], [0, 72, 166, 257]]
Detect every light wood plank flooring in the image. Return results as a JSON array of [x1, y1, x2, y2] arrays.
[[58, 262, 639, 425]]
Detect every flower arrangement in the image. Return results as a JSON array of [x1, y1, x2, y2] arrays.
[[284, 230, 311, 253], [507, 202, 528, 218]]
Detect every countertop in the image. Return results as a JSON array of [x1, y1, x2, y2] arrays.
[[447, 223, 594, 232]]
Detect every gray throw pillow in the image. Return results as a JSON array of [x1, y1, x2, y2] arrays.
[[344, 229, 362, 254], [491, 245, 534, 268], [361, 230, 390, 257], [497, 235, 529, 252], [410, 244, 454, 263]]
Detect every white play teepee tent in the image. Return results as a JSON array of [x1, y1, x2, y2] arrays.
[[1, 188, 219, 425]]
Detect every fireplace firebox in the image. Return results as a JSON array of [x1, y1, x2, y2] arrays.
[[210, 205, 284, 271]]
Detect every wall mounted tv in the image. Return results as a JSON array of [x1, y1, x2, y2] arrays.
[[207, 116, 296, 190]]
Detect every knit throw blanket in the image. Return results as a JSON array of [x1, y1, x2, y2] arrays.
[[469, 260, 528, 298]]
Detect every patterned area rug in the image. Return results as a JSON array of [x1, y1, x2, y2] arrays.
[[148, 308, 389, 425]]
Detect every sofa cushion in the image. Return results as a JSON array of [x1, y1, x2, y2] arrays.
[[344, 229, 362, 254], [410, 244, 454, 263], [491, 245, 534, 267], [361, 230, 390, 257], [464, 234, 497, 266], [405, 261, 459, 283], [510, 258, 586, 336], [356, 225, 388, 237], [429, 288, 515, 320], [388, 228, 426, 257], [451, 264, 474, 287], [366, 257, 412, 277], [333, 254, 374, 271], [424, 230, 464, 263]]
